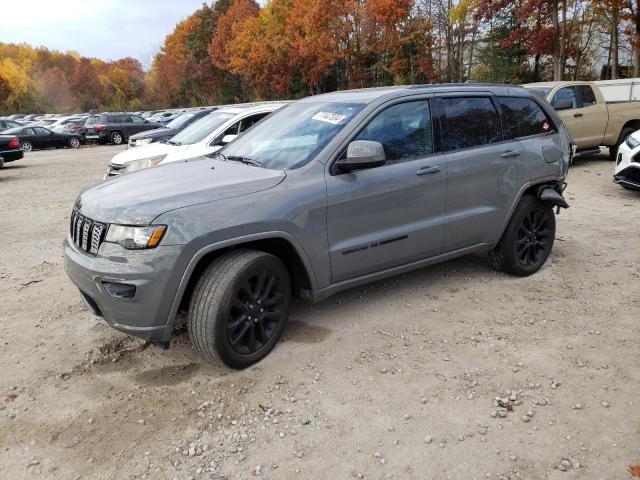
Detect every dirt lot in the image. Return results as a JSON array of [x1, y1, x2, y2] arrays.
[[0, 146, 638, 480]]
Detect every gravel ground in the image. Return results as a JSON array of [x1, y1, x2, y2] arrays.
[[0, 146, 638, 480]]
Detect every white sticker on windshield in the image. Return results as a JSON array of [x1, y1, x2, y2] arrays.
[[312, 112, 346, 125]]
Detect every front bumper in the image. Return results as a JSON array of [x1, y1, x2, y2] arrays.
[[614, 142, 640, 190], [63, 236, 194, 343]]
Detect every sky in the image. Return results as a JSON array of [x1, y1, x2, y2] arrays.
[[1, 0, 208, 67]]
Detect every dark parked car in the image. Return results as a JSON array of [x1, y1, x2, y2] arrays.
[[127, 109, 216, 148], [0, 119, 23, 130], [0, 134, 23, 168], [85, 113, 163, 145], [2, 126, 81, 152]]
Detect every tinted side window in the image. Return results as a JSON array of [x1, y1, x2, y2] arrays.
[[551, 87, 578, 109], [34, 127, 51, 136], [354, 100, 432, 163], [498, 97, 554, 138], [579, 85, 596, 106], [240, 112, 270, 132], [439, 97, 501, 151], [107, 115, 119, 123], [131, 115, 145, 124], [222, 121, 241, 137], [23, 128, 35, 136]]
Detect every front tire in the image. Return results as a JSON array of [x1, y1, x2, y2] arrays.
[[490, 195, 556, 276], [187, 250, 292, 369], [110, 131, 124, 145], [20, 141, 33, 152]]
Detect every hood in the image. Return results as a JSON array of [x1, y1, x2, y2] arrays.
[[111, 142, 189, 165], [130, 127, 174, 140], [77, 157, 286, 225]]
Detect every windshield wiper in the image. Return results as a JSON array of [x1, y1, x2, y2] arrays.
[[226, 155, 263, 167], [167, 140, 181, 146]]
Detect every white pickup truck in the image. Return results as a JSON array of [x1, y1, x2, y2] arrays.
[[523, 81, 640, 159]]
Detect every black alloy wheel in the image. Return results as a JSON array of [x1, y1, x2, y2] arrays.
[[227, 270, 284, 356], [515, 208, 552, 267]]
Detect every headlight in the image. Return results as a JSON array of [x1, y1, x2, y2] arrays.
[[105, 225, 166, 249], [625, 134, 640, 149], [136, 138, 153, 146], [124, 155, 166, 172]]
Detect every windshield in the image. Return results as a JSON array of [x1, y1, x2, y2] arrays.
[[170, 111, 234, 145], [221, 102, 365, 170], [166, 112, 196, 129], [528, 87, 552, 97]]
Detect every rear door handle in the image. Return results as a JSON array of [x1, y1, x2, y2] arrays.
[[574, 113, 583, 118], [416, 165, 441, 176], [501, 150, 520, 158]]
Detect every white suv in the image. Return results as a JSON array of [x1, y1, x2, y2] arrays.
[[105, 103, 288, 177]]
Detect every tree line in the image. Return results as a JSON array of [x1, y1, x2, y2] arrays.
[[1, 0, 639, 114]]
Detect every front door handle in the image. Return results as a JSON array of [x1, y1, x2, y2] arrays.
[[574, 112, 583, 118], [416, 165, 441, 176], [501, 150, 520, 158]]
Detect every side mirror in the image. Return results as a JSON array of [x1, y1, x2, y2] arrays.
[[554, 98, 574, 110], [336, 140, 386, 172], [220, 134, 237, 145]]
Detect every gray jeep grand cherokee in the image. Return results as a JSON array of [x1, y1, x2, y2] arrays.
[[64, 84, 571, 368]]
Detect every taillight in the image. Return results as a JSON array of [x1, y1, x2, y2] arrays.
[[8, 137, 19, 149], [96, 125, 106, 132]]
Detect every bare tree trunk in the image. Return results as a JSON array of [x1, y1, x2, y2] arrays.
[[551, 1, 562, 80], [561, 0, 567, 78], [611, 1, 619, 79], [634, 0, 640, 77]]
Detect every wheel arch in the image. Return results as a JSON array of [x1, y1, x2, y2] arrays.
[[621, 120, 640, 135], [162, 233, 317, 342], [494, 179, 563, 246]]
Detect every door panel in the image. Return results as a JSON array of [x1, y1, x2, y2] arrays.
[[326, 99, 446, 283], [326, 157, 446, 283], [444, 141, 525, 249], [436, 95, 527, 250], [578, 104, 607, 148]]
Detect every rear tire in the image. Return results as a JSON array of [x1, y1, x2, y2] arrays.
[[187, 250, 292, 369], [69, 137, 80, 149], [20, 141, 33, 152], [0, 157, 4, 169], [110, 131, 124, 145], [490, 195, 556, 276], [610, 127, 634, 161]]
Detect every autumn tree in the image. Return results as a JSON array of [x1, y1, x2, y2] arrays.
[[37, 66, 77, 111], [210, 0, 260, 102]]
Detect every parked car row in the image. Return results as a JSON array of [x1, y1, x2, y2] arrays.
[[0, 107, 215, 151]]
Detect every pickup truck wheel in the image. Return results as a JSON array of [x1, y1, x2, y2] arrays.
[[610, 127, 634, 161], [490, 195, 555, 276], [187, 250, 292, 369]]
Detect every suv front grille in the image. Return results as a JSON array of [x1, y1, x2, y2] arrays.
[[70, 210, 106, 256]]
